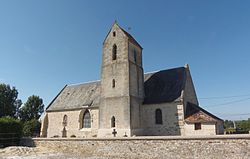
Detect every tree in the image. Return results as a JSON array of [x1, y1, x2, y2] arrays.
[[19, 95, 44, 121], [224, 120, 234, 129], [0, 83, 22, 118], [22, 119, 41, 137], [236, 120, 250, 132]]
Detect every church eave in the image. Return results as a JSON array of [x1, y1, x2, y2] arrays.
[[185, 120, 218, 124], [46, 105, 99, 112], [143, 97, 182, 105]]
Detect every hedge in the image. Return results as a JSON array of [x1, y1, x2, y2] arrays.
[[0, 116, 22, 147]]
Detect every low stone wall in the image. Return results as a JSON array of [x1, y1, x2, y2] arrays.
[[22, 135, 250, 159]]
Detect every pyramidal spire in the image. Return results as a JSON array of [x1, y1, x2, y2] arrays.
[[113, 20, 119, 26]]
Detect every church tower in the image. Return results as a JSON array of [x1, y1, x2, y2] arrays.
[[98, 22, 144, 137]]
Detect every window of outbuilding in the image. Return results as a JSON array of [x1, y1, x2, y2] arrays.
[[155, 109, 163, 124], [113, 31, 116, 37], [195, 123, 201, 130], [111, 116, 116, 127], [112, 44, 117, 60], [83, 110, 91, 128]]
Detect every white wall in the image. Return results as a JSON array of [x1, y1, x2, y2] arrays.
[[183, 123, 216, 136]]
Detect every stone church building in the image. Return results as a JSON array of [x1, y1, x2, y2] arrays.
[[40, 22, 224, 138]]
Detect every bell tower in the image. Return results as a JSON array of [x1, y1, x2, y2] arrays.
[[98, 22, 144, 137]]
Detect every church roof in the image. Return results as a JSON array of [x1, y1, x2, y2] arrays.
[[185, 102, 223, 123], [46, 81, 100, 112], [46, 67, 187, 111], [143, 67, 186, 104]]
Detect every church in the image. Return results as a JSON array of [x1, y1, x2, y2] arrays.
[[40, 22, 224, 138]]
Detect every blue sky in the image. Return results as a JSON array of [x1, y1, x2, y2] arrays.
[[0, 0, 250, 120]]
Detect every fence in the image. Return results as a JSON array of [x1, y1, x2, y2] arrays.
[[0, 133, 20, 147]]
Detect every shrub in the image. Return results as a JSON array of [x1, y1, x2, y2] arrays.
[[22, 119, 41, 137], [0, 116, 22, 147]]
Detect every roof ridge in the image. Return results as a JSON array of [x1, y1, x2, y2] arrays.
[[68, 80, 101, 86], [144, 66, 185, 75], [144, 70, 161, 75]]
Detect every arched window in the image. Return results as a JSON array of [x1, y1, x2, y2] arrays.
[[111, 116, 115, 127], [82, 110, 91, 128], [62, 115, 67, 126], [113, 31, 116, 37], [112, 44, 117, 60], [155, 109, 163, 124], [112, 79, 115, 88]]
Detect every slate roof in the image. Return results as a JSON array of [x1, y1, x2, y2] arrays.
[[185, 102, 223, 123], [46, 81, 100, 111], [46, 67, 187, 111], [143, 67, 186, 104]]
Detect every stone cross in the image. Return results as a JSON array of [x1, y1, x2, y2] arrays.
[[124, 132, 127, 137], [112, 129, 117, 137]]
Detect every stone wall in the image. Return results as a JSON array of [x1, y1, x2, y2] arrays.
[[46, 108, 99, 138], [183, 64, 199, 109], [99, 23, 143, 137], [141, 102, 182, 136], [22, 135, 250, 159], [99, 23, 131, 137]]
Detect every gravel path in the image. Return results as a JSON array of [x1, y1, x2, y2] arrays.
[[0, 146, 104, 159]]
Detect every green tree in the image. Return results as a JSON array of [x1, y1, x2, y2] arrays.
[[0, 83, 22, 118], [22, 119, 41, 137], [236, 119, 250, 132], [224, 120, 234, 129], [19, 95, 44, 121]]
